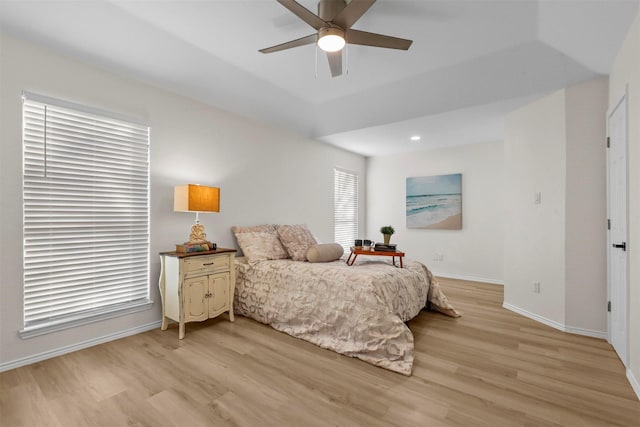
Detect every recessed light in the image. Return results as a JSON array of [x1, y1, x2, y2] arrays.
[[410, 135, 421, 141]]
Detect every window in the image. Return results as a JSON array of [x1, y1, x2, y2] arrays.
[[21, 92, 151, 338], [334, 168, 359, 250]]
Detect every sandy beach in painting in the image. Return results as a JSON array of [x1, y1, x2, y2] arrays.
[[424, 213, 462, 230]]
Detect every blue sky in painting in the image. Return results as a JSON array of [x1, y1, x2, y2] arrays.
[[406, 174, 461, 197]]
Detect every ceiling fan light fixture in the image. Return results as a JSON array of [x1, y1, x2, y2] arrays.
[[317, 27, 345, 52], [259, 0, 413, 77]]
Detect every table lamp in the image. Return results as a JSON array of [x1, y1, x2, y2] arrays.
[[174, 184, 220, 244]]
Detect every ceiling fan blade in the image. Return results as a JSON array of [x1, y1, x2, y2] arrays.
[[259, 33, 317, 54], [326, 50, 343, 77], [346, 29, 413, 50], [333, 0, 376, 29], [276, 0, 327, 30]]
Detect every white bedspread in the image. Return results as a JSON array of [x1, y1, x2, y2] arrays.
[[234, 257, 459, 375]]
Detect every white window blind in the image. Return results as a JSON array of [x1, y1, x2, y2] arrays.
[[334, 168, 359, 250], [21, 92, 151, 337]]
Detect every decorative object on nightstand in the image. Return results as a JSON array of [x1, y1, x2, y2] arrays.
[[174, 184, 220, 248], [175, 242, 216, 253], [158, 248, 236, 339], [380, 225, 395, 245]]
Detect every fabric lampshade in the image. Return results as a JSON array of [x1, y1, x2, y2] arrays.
[[174, 184, 220, 213]]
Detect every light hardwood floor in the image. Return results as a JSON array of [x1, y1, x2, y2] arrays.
[[1, 278, 639, 426]]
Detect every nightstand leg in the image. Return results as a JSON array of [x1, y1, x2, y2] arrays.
[[161, 317, 168, 331], [229, 309, 235, 322], [178, 322, 185, 339]]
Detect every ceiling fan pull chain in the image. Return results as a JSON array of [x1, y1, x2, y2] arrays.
[[345, 43, 349, 76]]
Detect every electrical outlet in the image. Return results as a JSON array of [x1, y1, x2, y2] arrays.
[[433, 253, 439, 261], [534, 192, 542, 204], [533, 281, 540, 293], [439, 253, 444, 261]]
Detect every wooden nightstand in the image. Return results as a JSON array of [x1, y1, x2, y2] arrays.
[[159, 248, 236, 339]]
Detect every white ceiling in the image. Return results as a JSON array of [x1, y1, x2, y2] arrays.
[[1, 0, 638, 156]]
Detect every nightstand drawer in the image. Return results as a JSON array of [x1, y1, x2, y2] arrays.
[[184, 254, 229, 274]]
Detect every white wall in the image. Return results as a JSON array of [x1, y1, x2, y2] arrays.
[[609, 10, 640, 399], [0, 35, 365, 368], [504, 91, 568, 325], [366, 141, 504, 284], [564, 78, 608, 333], [503, 78, 608, 335]]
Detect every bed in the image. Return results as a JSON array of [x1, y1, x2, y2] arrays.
[[231, 224, 460, 375]]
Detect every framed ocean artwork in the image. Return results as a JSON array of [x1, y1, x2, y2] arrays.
[[406, 174, 462, 229]]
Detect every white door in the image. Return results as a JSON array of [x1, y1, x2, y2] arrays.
[[607, 94, 628, 367]]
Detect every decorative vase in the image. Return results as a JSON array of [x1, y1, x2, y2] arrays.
[[383, 234, 391, 245]]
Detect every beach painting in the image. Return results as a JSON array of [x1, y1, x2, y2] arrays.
[[406, 174, 462, 229]]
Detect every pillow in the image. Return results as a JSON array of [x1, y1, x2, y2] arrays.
[[231, 224, 276, 234], [234, 232, 289, 261], [306, 243, 344, 263], [276, 224, 318, 261], [231, 224, 289, 261]]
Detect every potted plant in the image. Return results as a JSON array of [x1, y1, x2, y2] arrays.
[[380, 225, 395, 245]]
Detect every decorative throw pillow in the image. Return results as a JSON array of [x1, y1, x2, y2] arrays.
[[306, 243, 344, 263], [277, 224, 318, 261], [231, 224, 289, 261], [234, 231, 288, 261], [231, 224, 276, 234]]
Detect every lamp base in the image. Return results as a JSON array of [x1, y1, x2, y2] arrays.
[[188, 222, 208, 244]]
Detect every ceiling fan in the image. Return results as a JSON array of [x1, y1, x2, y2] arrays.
[[259, 0, 413, 77]]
